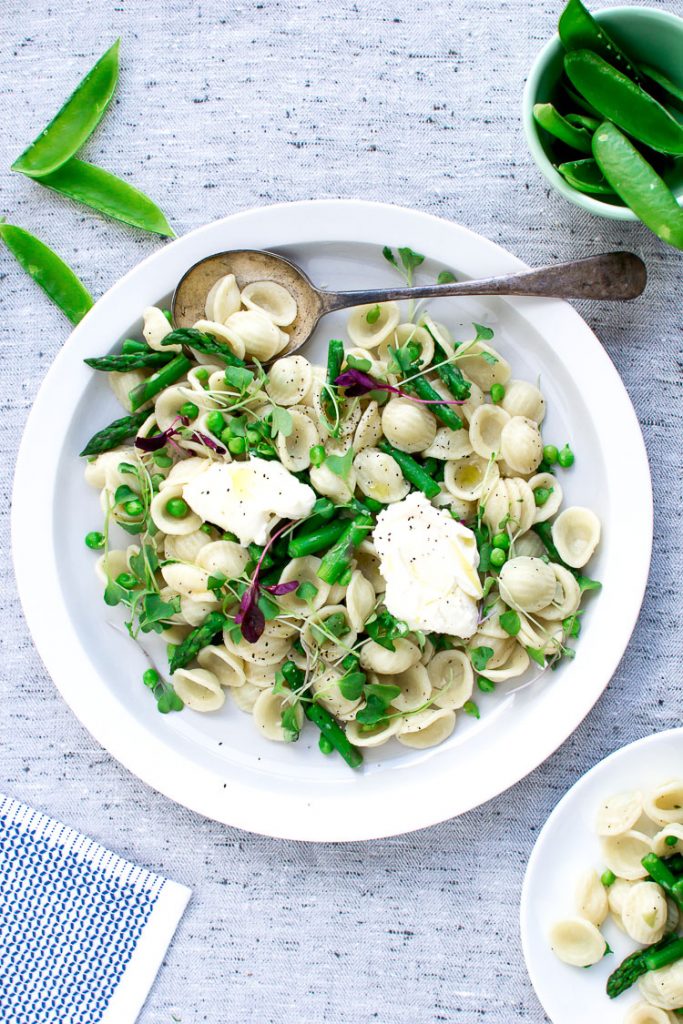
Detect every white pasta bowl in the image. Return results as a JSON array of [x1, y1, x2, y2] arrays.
[[11, 200, 652, 841], [521, 729, 683, 1023]]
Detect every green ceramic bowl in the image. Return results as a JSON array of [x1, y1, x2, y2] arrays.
[[523, 6, 683, 220]]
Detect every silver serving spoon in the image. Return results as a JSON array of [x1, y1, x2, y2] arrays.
[[172, 249, 646, 359]]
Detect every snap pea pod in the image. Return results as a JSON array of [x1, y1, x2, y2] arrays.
[[161, 327, 246, 366], [640, 64, 683, 112], [565, 113, 600, 133], [562, 81, 601, 118], [317, 515, 373, 585], [79, 408, 151, 457], [592, 122, 683, 250], [85, 352, 175, 372], [128, 353, 193, 411], [36, 158, 174, 237], [0, 223, 93, 324], [557, 158, 615, 195], [565, 51, 683, 156], [169, 612, 227, 674], [287, 519, 348, 558], [377, 440, 440, 500], [558, 0, 642, 82], [305, 703, 363, 769], [391, 345, 463, 431], [12, 40, 120, 178], [532, 103, 593, 154]]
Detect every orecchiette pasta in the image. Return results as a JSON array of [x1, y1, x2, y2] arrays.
[[353, 448, 410, 503], [501, 379, 546, 423], [266, 356, 312, 406], [173, 667, 225, 711], [241, 280, 298, 326], [500, 416, 543, 475], [381, 398, 437, 453], [549, 918, 606, 967], [551, 507, 602, 569], [468, 403, 510, 460], [396, 708, 456, 749], [346, 302, 400, 349], [205, 273, 242, 323]]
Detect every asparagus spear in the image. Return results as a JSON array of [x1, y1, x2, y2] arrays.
[[128, 353, 192, 411], [322, 339, 344, 429], [85, 352, 174, 372], [607, 934, 683, 999], [378, 440, 441, 499], [280, 659, 363, 768], [391, 344, 463, 430], [428, 333, 472, 401], [643, 853, 683, 912], [161, 326, 246, 366], [80, 408, 151, 457], [168, 611, 227, 673], [287, 519, 348, 558], [317, 514, 373, 584]]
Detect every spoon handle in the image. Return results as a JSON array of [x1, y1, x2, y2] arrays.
[[320, 251, 647, 311]]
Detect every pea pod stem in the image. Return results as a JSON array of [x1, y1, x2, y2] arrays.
[[129, 354, 192, 411], [378, 440, 440, 499], [80, 408, 151, 457], [12, 39, 120, 178], [317, 515, 373, 584], [0, 223, 93, 325]]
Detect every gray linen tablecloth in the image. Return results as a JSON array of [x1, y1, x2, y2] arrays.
[[1, 1, 681, 1021]]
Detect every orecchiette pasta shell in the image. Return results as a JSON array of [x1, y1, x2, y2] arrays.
[[143, 306, 177, 351], [354, 540, 385, 594], [477, 600, 511, 639], [535, 564, 581, 621], [639, 958, 683, 1011], [312, 668, 361, 719], [500, 416, 543, 475], [422, 426, 473, 462], [469, 632, 517, 670], [154, 385, 191, 431], [575, 868, 609, 926], [444, 453, 500, 501], [353, 448, 410, 504], [266, 355, 312, 406], [253, 691, 303, 742], [205, 273, 241, 323], [595, 790, 644, 836], [381, 398, 437, 453], [608, 877, 636, 919], [498, 556, 557, 613], [551, 507, 601, 569], [397, 708, 456, 749], [151, 486, 203, 536], [601, 830, 653, 880], [345, 718, 401, 748], [528, 471, 562, 523], [383, 664, 431, 712], [468, 404, 510, 460], [224, 310, 287, 361], [501, 379, 546, 423], [479, 643, 530, 683], [84, 449, 132, 490], [653, 824, 683, 857], [241, 280, 298, 327], [516, 614, 564, 658], [347, 302, 400, 349], [303, 604, 357, 662], [427, 650, 473, 710], [223, 625, 292, 666], [549, 918, 606, 967], [179, 596, 219, 627], [624, 1002, 676, 1024], [95, 549, 129, 587], [229, 681, 261, 713], [457, 342, 511, 391], [196, 540, 249, 579], [512, 531, 546, 558], [161, 562, 213, 602], [108, 369, 147, 412], [173, 667, 225, 712], [276, 409, 319, 472], [621, 881, 667, 944], [360, 638, 421, 675], [644, 780, 683, 827], [243, 660, 284, 688], [276, 556, 331, 613], [309, 462, 356, 504], [353, 400, 383, 453], [161, 456, 210, 490], [458, 379, 484, 425], [346, 570, 376, 631], [197, 645, 246, 688], [193, 319, 246, 360]]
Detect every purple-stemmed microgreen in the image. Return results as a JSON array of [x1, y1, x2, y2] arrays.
[[334, 368, 465, 406], [135, 415, 227, 454], [234, 520, 299, 643]]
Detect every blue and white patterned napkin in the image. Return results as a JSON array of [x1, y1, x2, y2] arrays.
[[0, 793, 191, 1024]]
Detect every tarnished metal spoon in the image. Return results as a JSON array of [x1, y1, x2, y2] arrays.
[[172, 249, 646, 360]]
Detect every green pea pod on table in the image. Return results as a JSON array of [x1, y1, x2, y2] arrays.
[[532, 103, 593, 154], [557, 158, 615, 196], [558, 0, 642, 82], [36, 159, 175, 237], [592, 121, 683, 250], [12, 39, 120, 178], [0, 222, 93, 324], [565, 51, 683, 157]]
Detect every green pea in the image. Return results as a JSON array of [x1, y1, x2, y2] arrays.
[[84, 530, 105, 550], [142, 668, 160, 689], [165, 497, 189, 519], [246, 429, 260, 446], [124, 499, 144, 517], [220, 427, 233, 447], [558, 444, 575, 468], [200, 524, 214, 535], [601, 869, 616, 887], [153, 451, 173, 467], [492, 532, 510, 550], [534, 487, 553, 507], [490, 383, 505, 404], [228, 436, 246, 455], [179, 401, 199, 420], [665, 835, 679, 848], [309, 444, 326, 467], [116, 572, 138, 590], [489, 548, 507, 568], [477, 676, 495, 693], [206, 411, 226, 436], [543, 444, 559, 465], [366, 305, 381, 324], [195, 367, 210, 387]]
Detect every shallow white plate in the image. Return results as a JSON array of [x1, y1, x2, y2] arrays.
[[521, 729, 683, 1023], [12, 200, 652, 841]]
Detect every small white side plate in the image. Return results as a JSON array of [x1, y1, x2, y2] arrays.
[[521, 728, 683, 1023]]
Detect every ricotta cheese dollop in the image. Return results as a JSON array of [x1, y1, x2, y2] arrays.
[[182, 457, 316, 546], [373, 491, 483, 638]]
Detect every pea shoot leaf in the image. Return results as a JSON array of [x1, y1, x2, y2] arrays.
[[339, 671, 366, 701], [473, 323, 495, 342], [526, 646, 547, 667], [355, 694, 389, 726], [398, 247, 425, 273], [270, 406, 293, 439], [156, 687, 184, 714], [139, 593, 179, 634], [365, 609, 409, 651], [104, 579, 127, 606], [345, 353, 372, 373], [382, 245, 398, 268], [281, 704, 301, 742], [113, 484, 138, 505], [477, 676, 495, 693], [437, 270, 457, 284], [463, 700, 480, 719], [325, 446, 354, 480], [365, 682, 401, 705], [469, 646, 494, 672], [499, 610, 521, 637], [225, 365, 255, 391], [578, 576, 602, 593]]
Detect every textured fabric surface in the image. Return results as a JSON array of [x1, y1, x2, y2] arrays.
[[0, 1, 681, 1022]]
